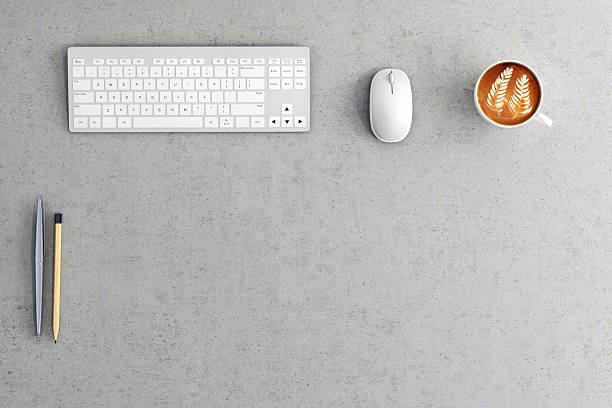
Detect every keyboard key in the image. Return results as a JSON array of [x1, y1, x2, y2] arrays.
[[135, 91, 145, 102], [154, 104, 166, 115], [220, 117, 234, 127], [74, 104, 101, 115], [163, 66, 175, 77], [89, 117, 101, 128], [218, 104, 230, 115], [282, 104, 293, 114], [196, 79, 207, 90], [268, 58, 280, 65], [211, 91, 223, 103], [118, 117, 132, 128], [157, 79, 169, 90], [153, 58, 164, 65], [186, 91, 197, 102], [214, 66, 226, 77], [160, 92, 171, 102], [281, 79, 293, 89], [237, 91, 265, 102], [269, 66, 280, 77], [180, 58, 191, 65], [295, 116, 306, 127], [120, 58, 131, 65], [116, 104, 127, 115], [85, 66, 97, 77], [176, 66, 187, 77], [102, 117, 117, 128], [281, 66, 293, 77], [173, 91, 185, 102], [106, 58, 118, 65], [109, 92, 120, 102], [282, 116, 293, 127], [111, 66, 122, 77], [281, 58, 293, 65], [170, 79, 181, 90], [221, 79, 233, 90], [231, 104, 264, 115], [198, 91, 210, 102], [137, 66, 149, 77], [240, 66, 265, 77], [295, 58, 306, 64], [166, 58, 178, 65], [95, 92, 107, 103], [235, 117, 250, 127], [213, 58, 224, 65], [102, 104, 114, 115], [121, 92, 133, 103], [73, 79, 91, 90], [295, 66, 306, 77], [202, 66, 213, 77], [182, 79, 194, 90], [254, 58, 265, 65], [228, 66, 239, 77], [73, 59, 85, 65], [74, 117, 87, 128], [73, 92, 94, 103], [72, 66, 85, 77], [180, 104, 192, 115], [247, 79, 265, 89], [105, 79, 117, 90], [189, 66, 200, 77], [150, 66, 162, 77], [194, 58, 205, 65], [240, 58, 251, 64], [269, 116, 280, 127], [141, 104, 153, 115], [227, 58, 238, 65], [251, 117, 265, 127], [128, 104, 140, 115], [134, 58, 145, 65], [268, 78, 280, 89], [98, 66, 110, 77], [234, 79, 246, 90], [92, 58, 104, 65], [166, 104, 179, 116], [209, 79, 220, 90], [93, 79, 104, 90], [205, 104, 217, 115], [205, 116, 219, 127], [124, 66, 136, 77], [295, 78, 306, 89], [193, 104, 204, 115], [144, 79, 156, 90], [224, 91, 236, 103]]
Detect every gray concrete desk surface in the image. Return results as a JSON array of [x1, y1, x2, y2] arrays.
[[1, 0, 610, 407]]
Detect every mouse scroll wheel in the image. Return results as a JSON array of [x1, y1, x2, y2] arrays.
[[389, 71, 395, 94]]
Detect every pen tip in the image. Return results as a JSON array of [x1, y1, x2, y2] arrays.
[[54, 340, 57, 344]]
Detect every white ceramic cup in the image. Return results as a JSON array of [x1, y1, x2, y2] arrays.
[[474, 60, 553, 128]]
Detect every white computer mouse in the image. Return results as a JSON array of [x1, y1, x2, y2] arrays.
[[369, 68, 412, 142]]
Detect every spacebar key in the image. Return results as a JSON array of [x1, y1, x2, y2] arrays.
[[133, 117, 203, 128]]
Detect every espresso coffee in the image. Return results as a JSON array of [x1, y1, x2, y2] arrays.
[[476, 62, 541, 126]]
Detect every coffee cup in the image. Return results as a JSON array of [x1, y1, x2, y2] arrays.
[[474, 60, 553, 128]]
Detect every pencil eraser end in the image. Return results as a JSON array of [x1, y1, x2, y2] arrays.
[[55, 213, 62, 223]]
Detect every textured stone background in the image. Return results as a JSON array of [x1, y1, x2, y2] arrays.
[[1, 0, 610, 407]]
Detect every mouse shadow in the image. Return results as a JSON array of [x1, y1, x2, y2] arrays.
[[352, 68, 384, 134]]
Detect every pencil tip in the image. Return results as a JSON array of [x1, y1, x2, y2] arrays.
[[54, 340, 57, 344]]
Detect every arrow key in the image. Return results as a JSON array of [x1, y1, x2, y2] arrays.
[[282, 116, 293, 128], [269, 116, 280, 127], [294, 116, 306, 128]]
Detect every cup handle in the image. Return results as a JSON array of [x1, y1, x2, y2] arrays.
[[534, 112, 553, 127]]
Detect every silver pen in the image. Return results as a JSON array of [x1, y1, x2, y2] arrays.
[[35, 197, 44, 338]]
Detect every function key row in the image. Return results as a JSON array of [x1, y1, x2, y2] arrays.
[[74, 58, 306, 66]]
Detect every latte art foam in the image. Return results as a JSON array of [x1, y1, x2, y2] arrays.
[[477, 63, 540, 126]]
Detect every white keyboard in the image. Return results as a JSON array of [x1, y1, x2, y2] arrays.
[[67, 46, 310, 132]]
